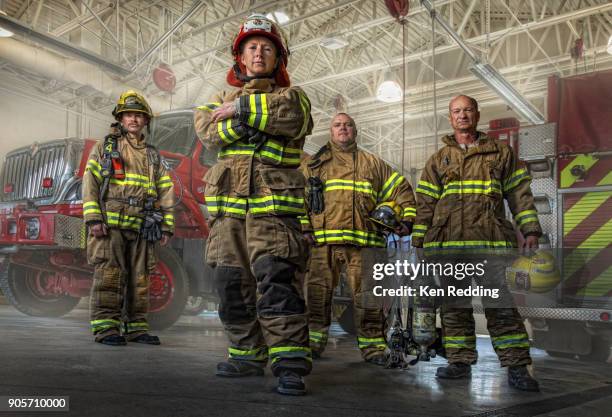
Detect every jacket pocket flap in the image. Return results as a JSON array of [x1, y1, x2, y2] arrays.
[[203, 164, 229, 186], [260, 168, 305, 189]]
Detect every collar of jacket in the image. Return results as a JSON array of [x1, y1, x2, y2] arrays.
[[242, 78, 276, 93], [442, 131, 498, 155], [124, 132, 147, 149], [329, 138, 358, 154]]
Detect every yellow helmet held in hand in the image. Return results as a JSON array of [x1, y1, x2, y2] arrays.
[[506, 250, 561, 293], [112, 90, 153, 120], [369, 202, 402, 231]]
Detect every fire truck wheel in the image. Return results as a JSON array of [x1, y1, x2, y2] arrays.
[[579, 336, 612, 363], [183, 296, 207, 316], [147, 246, 189, 330], [0, 263, 80, 317]]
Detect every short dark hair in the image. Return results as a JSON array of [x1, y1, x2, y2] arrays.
[[449, 95, 479, 112]]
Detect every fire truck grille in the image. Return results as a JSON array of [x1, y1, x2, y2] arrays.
[[1, 144, 67, 201]]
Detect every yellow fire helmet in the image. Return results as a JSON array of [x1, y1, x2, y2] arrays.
[[369, 202, 402, 231], [112, 90, 153, 120], [506, 250, 561, 293]]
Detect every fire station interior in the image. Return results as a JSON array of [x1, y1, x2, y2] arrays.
[[0, 1, 611, 416]]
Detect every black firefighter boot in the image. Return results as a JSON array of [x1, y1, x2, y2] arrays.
[[216, 360, 264, 377], [436, 362, 472, 379], [130, 333, 161, 345], [508, 365, 540, 392], [277, 370, 306, 396]]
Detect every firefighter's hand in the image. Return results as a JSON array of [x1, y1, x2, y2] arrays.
[[160, 233, 171, 246], [303, 233, 316, 246], [522, 235, 539, 251], [211, 102, 236, 123], [90, 223, 108, 238], [395, 222, 413, 237]]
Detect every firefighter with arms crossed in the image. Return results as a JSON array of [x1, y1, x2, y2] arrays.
[[301, 113, 416, 364], [193, 14, 313, 396], [83, 91, 175, 346], [412, 95, 540, 391]]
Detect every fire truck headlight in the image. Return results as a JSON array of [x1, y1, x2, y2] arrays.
[[25, 217, 40, 240]]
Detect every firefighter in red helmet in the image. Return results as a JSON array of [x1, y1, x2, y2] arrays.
[[194, 14, 314, 396]]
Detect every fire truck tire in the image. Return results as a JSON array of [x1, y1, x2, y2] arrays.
[[0, 264, 80, 317], [579, 336, 612, 363], [183, 296, 206, 316], [147, 246, 189, 330]]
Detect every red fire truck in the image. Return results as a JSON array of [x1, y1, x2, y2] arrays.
[[0, 109, 215, 329], [488, 70, 612, 361]]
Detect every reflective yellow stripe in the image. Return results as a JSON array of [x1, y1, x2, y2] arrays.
[[515, 209, 539, 227], [416, 180, 441, 199], [83, 201, 100, 208], [83, 208, 102, 215], [379, 172, 404, 202], [442, 180, 502, 198], [503, 168, 531, 192], [424, 240, 512, 249], [325, 179, 376, 199], [259, 93, 268, 130], [217, 120, 232, 144], [205, 195, 248, 216], [105, 211, 143, 230], [314, 229, 385, 247], [412, 224, 428, 238], [296, 91, 311, 139], [196, 102, 221, 111], [403, 207, 416, 218], [268, 346, 312, 363], [248, 195, 305, 215]]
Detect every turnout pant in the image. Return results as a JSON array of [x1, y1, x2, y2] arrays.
[[440, 259, 532, 367], [305, 245, 385, 360], [88, 229, 154, 342], [206, 213, 311, 377]]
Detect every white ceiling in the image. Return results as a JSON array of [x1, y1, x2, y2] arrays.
[[1, 0, 612, 173]]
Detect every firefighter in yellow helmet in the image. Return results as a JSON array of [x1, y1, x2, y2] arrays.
[[193, 14, 313, 396], [82, 90, 175, 346], [413, 94, 541, 391], [300, 113, 416, 365]]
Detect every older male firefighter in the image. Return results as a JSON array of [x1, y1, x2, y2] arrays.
[[412, 95, 540, 391], [193, 14, 313, 396], [300, 113, 416, 365], [83, 91, 175, 347]]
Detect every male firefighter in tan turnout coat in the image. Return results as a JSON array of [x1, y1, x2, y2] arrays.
[[301, 113, 416, 364], [194, 14, 313, 396], [413, 95, 541, 391], [83, 91, 175, 346]]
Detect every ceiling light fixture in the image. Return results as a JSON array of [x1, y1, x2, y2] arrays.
[[320, 36, 349, 50], [0, 10, 13, 37], [469, 62, 545, 124], [376, 80, 403, 103], [266, 11, 290, 25]]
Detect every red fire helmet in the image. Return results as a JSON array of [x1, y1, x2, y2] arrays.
[[227, 13, 291, 87]]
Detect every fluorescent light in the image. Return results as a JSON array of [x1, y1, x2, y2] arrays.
[[469, 62, 545, 124], [376, 80, 403, 103], [607, 35, 612, 55], [266, 11, 290, 25], [0, 9, 12, 37], [320, 37, 349, 50]]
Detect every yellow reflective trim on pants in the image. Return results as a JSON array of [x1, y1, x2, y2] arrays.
[[491, 333, 529, 349], [269, 346, 312, 363], [412, 224, 428, 238], [228, 346, 268, 361], [314, 229, 385, 247]]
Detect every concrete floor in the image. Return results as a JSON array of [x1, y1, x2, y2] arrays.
[[1, 304, 611, 417]]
